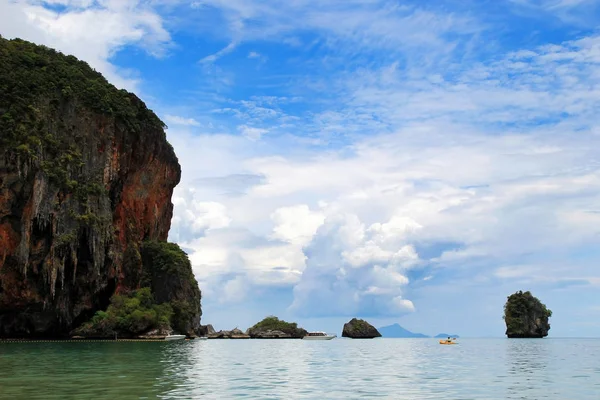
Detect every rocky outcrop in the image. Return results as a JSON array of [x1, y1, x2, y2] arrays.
[[197, 324, 215, 336], [139, 241, 201, 336], [247, 316, 307, 339], [504, 291, 552, 338], [137, 327, 173, 340], [208, 328, 250, 339], [0, 38, 199, 337], [342, 318, 381, 339], [249, 329, 294, 339]]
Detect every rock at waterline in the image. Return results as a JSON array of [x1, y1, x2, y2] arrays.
[[208, 328, 250, 339], [342, 318, 381, 339], [197, 324, 216, 336]]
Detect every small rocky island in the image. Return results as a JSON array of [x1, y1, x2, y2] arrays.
[[504, 291, 552, 338], [342, 318, 381, 338], [247, 316, 307, 338], [207, 316, 308, 339]]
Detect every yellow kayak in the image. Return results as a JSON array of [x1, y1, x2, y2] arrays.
[[439, 340, 457, 345]]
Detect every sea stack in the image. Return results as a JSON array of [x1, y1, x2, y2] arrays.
[[342, 318, 381, 338], [0, 37, 201, 338], [504, 291, 552, 338]]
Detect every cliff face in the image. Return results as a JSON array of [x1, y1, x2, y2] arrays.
[[504, 291, 552, 338], [0, 37, 187, 337]]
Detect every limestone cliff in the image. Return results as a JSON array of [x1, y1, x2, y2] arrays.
[[0, 37, 197, 337], [504, 291, 552, 338]]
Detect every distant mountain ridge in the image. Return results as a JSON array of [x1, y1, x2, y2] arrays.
[[378, 324, 430, 338], [378, 324, 460, 338]]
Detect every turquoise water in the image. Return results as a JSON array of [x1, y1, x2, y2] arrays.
[[0, 338, 598, 399]]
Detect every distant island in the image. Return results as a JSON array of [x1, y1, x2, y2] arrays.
[[504, 290, 552, 338], [379, 324, 429, 338], [378, 324, 460, 339]]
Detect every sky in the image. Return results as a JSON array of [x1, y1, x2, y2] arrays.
[[2, 0, 600, 337]]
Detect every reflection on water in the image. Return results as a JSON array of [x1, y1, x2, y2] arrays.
[[505, 340, 550, 398], [0, 339, 599, 399]]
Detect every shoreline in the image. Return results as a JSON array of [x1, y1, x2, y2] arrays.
[[0, 338, 171, 343], [0, 337, 309, 343]]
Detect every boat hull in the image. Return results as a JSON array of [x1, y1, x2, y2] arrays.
[[302, 335, 336, 340], [165, 335, 186, 341]]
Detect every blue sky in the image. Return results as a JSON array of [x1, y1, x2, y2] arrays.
[[2, 0, 600, 337]]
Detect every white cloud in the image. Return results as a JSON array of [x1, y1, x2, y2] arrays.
[[188, 201, 231, 232], [238, 125, 268, 141], [200, 41, 238, 64], [270, 205, 325, 246], [170, 103, 599, 313], [392, 297, 415, 313], [165, 115, 201, 127], [191, 0, 480, 57], [0, 0, 171, 91], [507, 0, 600, 26], [287, 213, 419, 317], [14, 0, 594, 325], [221, 275, 248, 304], [168, 26, 600, 315]]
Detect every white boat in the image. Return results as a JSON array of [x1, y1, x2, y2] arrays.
[[302, 331, 336, 340], [165, 334, 186, 341]]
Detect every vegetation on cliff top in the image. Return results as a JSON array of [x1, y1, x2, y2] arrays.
[[0, 36, 169, 228], [504, 291, 552, 338], [140, 241, 197, 281], [0, 36, 165, 144]]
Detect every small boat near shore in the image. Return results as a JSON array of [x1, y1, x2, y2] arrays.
[[439, 338, 458, 345], [165, 334, 186, 341], [302, 331, 336, 340]]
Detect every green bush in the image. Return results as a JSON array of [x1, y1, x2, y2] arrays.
[[75, 241, 201, 337], [74, 288, 174, 337]]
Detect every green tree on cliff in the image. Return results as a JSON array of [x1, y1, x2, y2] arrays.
[[504, 291, 552, 338]]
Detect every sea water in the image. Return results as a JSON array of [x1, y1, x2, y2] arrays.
[[0, 338, 598, 399]]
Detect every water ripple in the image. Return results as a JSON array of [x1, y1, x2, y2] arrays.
[[0, 339, 598, 399]]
